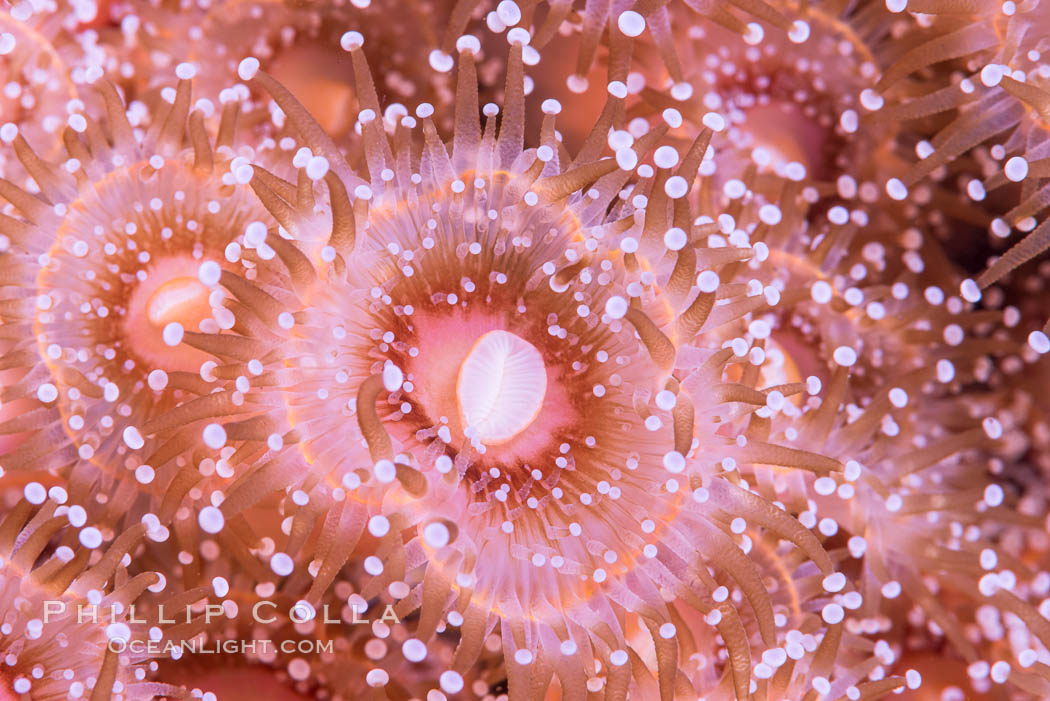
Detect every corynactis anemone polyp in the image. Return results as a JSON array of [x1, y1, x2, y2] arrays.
[[0, 72, 289, 547], [131, 25, 933, 699]]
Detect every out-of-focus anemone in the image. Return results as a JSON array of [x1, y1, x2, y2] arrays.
[[734, 237, 1050, 699], [0, 483, 195, 700], [139, 24, 923, 698], [734, 196, 988, 404], [0, 0, 99, 166], [103, 0, 487, 140], [0, 73, 291, 546], [621, 119, 1050, 698], [444, 1, 821, 158], [438, 0, 797, 99], [868, 0, 1050, 327], [631, 0, 907, 192], [620, 0, 1002, 272]]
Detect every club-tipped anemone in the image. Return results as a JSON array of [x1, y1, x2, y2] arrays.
[[0, 73, 297, 547], [0, 484, 199, 700], [135, 27, 937, 700]]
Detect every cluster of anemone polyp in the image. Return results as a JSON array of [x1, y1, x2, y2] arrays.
[[5, 0, 1050, 699]]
